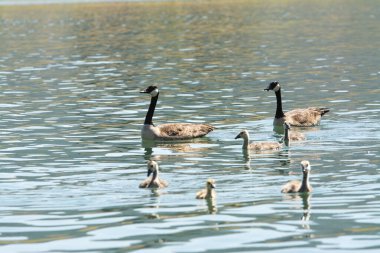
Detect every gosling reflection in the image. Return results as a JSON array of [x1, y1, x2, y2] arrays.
[[242, 149, 252, 170], [301, 193, 311, 223], [282, 192, 312, 229], [139, 160, 168, 189], [206, 197, 218, 214]]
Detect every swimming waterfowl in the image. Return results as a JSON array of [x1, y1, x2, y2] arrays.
[[140, 86, 214, 140], [283, 122, 306, 146], [281, 160, 312, 193], [196, 179, 216, 199], [265, 81, 329, 128], [235, 130, 282, 151], [139, 160, 168, 189]]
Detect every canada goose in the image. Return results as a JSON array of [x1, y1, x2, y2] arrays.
[[139, 160, 168, 189], [140, 86, 214, 140], [235, 130, 282, 151], [281, 160, 312, 193], [283, 122, 306, 146], [196, 179, 216, 199], [264, 81, 329, 128]]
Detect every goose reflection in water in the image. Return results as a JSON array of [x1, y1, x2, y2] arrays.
[[142, 139, 215, 163]]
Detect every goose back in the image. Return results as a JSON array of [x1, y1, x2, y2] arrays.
[[283, 107, 329, 127]]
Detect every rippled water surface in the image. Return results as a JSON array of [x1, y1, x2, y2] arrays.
[[0, 0, 380, 252]]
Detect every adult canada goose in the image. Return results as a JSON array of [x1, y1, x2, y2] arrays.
[[139, 160, 168, 189], [140, 86, 214, 140], [235, 130, 282, 151], [264, 81, 329, 128], [196, 179, 216, 199], [281, 160, 312, 193], [283, 122, 306, 146]]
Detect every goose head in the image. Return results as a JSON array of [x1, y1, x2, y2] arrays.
[[140, 85, 159, 97], [235, 130, 250, 140], [206, 178, 216, 190], [147, 160, 159, 177], [264, 81, 280, 92], [301, 160, 311, 175]]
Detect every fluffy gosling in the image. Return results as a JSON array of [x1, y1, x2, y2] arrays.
[[235, 130, 282, 151], [139, 160, 168, 189], [281, 160, 312, 193], [196, 179, 216, 199]]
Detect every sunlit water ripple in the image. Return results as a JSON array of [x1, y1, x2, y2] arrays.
[[0, 0, 379, 252]]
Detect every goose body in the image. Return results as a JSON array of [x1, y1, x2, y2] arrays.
[[265, 81, 329, 128], [235, 130, 282, 151], [281, 160, 312, 193], [140, 86, 214, 140], [196, 179, 216, 199], [139, 160, 168, 189]]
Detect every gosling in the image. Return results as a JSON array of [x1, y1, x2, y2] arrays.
[[283, 122, 306, 146], [281, 160, 312, 193], [235, 130, 282, 151], [196, 179, 216, 199], [139, 160, 168, 189]]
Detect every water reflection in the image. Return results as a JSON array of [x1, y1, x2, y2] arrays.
[[283, 193, 312, 229], [142, 139, 216, 162], [206, 198, 217, 214]]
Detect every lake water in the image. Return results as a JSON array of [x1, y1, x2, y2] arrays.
[[0, 0, 380, 252]]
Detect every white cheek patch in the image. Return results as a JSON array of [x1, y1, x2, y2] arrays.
[[273, 85, 280, 92], [150, 88, 159, 97]]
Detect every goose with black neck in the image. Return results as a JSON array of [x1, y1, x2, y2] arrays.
[[140, 86, 214, 141], [265, 81, 329, 131]]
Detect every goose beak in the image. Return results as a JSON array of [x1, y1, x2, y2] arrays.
[[211, 183, 216, 189], [147, 170, 152, 177], [140, 88, 149, 93], [234, 133, 242, 139], [264, 85, 271, 91]]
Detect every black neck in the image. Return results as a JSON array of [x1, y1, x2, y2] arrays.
[[144, 93, 159, 125], [275, 88, 285, 118], [284, 128, 289, 146], [299, 173, 309, 192], [148, 170, 158, 187]]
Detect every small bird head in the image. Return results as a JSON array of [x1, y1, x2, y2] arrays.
[[301, 160, 311, 174], [147, 160, 159, 177], [283, 122, 291, 130], [206, 178, 216, 189], [264, 81, 280, 92], [235, 129, 249, 140], [140, 85, 159, 97]]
